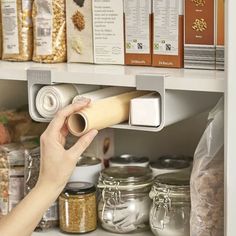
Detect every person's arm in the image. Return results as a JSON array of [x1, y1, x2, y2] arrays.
[[0, 100, 98, 236]]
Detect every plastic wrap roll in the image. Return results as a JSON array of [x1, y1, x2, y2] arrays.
[[36, 84, 95, 119], [67, 91, 148, 137], [72, 87, 133, 103]]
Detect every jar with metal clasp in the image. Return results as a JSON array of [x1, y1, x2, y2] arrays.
[[149, 172, 191, 236], [97, 167, 153, 233]]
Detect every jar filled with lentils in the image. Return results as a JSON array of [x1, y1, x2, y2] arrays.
[[59, 182, 97, 234]]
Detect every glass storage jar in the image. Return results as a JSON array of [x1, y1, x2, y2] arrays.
[[97, 166, 153, 233], [149, 172, 191, 236], [59, 182, 97, 234]]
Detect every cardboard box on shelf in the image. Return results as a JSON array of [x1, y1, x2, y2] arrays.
[[66, 0, 94, 63], [184, 0, 216, 70], [84, 129, 115, 168], [93, 0, 124, 65], [152, 0, 184, 68], [124, 0, 152, 66], [216, 0, 225, 70]]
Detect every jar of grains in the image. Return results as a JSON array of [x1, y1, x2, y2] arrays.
[[97, 167, 153, 234], [149, 172, 191, 236], [59, 182, 97, 234]]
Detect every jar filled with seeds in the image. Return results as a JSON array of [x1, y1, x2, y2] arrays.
[[59, 182, 97, 234], [32, 0, 66, 63], [97, 167, 153, 234], [149, 172, 191, 236]]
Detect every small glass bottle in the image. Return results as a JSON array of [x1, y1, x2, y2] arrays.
[[97, 166, 153, 234], [149, 172, 191, 236], [59, 182, 97, 234]]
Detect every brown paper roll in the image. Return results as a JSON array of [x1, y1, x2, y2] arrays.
[[67, 91, 148, 137]]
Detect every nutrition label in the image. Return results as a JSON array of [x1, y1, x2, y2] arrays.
[[93, 0, 124, 64], [124, 0, 151, 54], [35, 0, 53, 56], [153, 0, 179, 56], [1, 0, 19, 54]]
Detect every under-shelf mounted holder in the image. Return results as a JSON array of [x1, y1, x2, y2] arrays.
[[27, 68, 221, 132], [27, 68, 54, 122], [112, 73, 222, 132]]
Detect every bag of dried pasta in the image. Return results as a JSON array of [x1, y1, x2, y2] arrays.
[[32, 0, 67, 63], [0, 0, 33, 61]]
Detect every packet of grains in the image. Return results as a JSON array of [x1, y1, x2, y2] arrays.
[[0, 0, 33, 61], [32, 0, 67, 63], [190, 98, 224, 236], [24, 147, 59, 230]]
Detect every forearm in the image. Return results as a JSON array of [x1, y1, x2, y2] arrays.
[[0, 183, 62, 236]]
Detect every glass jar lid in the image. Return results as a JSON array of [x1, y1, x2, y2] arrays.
[[150, 155, 192, 170], [63, 182, 96, 196], [150, 172, 190, 201], [98, 167, 153, 189], [110, 154, 149, 165], [154, 171, 190, 187]]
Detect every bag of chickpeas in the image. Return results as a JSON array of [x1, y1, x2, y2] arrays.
[[0, 0, 33, 61], [32, 0, 67, 63]]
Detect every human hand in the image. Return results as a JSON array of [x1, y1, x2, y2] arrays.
[[36, 99, 98, 192]]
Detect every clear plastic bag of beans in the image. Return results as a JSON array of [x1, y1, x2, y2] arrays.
[[32, 0, 67, 63], [24, 147, 59, 230], [1, 0, 33, 61]]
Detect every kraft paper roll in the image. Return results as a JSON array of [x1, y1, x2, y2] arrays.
[[36, 84, 97, 119], [67, 91, 148, 137], [72, 87, 133, 103]]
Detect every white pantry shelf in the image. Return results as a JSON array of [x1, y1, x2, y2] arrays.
[[32, 228, 153, 236], [0, 61, 225, 93]]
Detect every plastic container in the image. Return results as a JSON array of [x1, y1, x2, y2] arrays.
[[69, 156, 103, 184]]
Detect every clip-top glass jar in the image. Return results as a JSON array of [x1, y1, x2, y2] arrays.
[[59, 182, 97, 234], [97, 167, 153, 233], [149, 172, 191, 236]]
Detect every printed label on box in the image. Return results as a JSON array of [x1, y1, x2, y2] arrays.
[[217, 0, 224, 46], [185, 0, 215, 45], [124, 0, 151, 54], [153, 0, 179, 56], [35, 0, 53, 56], [66, 0, 94, 63], [1, 0, 20, 54], [93, 0, 124, 64]]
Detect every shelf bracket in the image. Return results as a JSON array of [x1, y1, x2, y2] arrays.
[[136, 74, 167, 131], [27, 68, 54, 122]]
